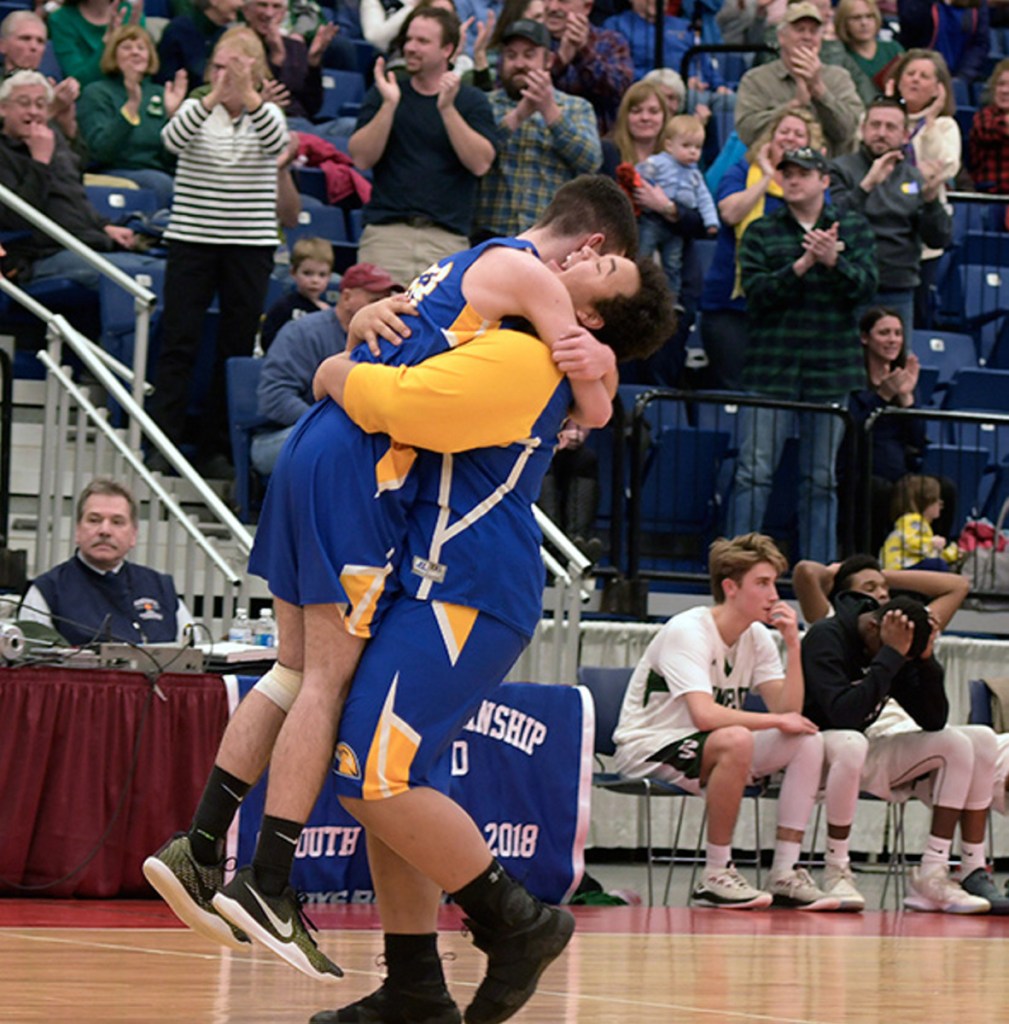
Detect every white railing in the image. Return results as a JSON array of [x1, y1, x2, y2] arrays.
[[0, 180, 155, 447]]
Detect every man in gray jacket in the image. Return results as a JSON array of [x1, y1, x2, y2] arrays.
[[829, 94, 952, 337]]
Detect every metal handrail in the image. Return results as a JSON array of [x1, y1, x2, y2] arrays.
[[0, 181, 155, 303], [37, 353, 241, 584], [0, 180, 156, 444], [43, 314, 254, 555], [0, 274, 151, 394]]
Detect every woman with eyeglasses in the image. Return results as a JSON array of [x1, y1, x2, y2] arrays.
[[833, 0, 904, 93]]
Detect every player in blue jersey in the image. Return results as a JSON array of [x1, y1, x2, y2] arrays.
[[279, 265, 673, 1024], [142, 177, 650, 973]]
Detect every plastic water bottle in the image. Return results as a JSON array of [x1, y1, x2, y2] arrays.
[[228, 607, 252, 644], [253, 609, 277, 648]]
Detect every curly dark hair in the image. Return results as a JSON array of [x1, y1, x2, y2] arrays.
[[592, 259, 677, 362]]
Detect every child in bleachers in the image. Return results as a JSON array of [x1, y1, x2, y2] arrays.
[[261, 236, 334, 352], [881, 473, 960, 570], [637, 114, 719, 299]]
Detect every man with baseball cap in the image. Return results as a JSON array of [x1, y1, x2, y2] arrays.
[[251, 261, 400, 475], [473, 18, 601, 240], [727, 144, 878, 564], [735, 0, 864, 156]]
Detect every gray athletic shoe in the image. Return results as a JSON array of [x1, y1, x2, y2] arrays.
[[768, 866, 842, 911], [212, 866, 343, 982], [691, 864, 772, 910], [958, 867, 1009, 914], [142, 833, 250, 950]]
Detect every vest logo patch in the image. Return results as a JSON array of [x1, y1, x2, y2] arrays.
[[134, 596, 165, 621]]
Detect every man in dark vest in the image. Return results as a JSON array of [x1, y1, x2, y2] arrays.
[[20, 478, 191, 645]]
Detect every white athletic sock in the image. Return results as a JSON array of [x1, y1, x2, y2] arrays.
[[771, 840, 801, 878], [920, 834, 952, 870], [706, 842, 731, 872], [825, 835, 851, 868], [960, 840, 987, 876]]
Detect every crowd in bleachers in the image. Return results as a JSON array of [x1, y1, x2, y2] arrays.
[[4, 0, 1009, 570]]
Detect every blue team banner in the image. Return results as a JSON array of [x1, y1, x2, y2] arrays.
[[233, 678, 594, 905]]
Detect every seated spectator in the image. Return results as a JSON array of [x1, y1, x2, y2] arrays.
[[252, 259, 399, 474], [968, 57, 1009, 198], [898, 0, 990, 88], [603, 0, 724, 90], [0, 10, 80, 142], [242, 0, 328, 125], [0, 70, 148, 287], [546, 0, 633, 136], [78, 26, 187, 210], [637, 113, 718, 300], [19, 478, 194, 646], [734, 0, 863, 157], [148, 27, 289, 479], [613, 532, 840, 911], [157, 0, 244, 85], [883, 48, 960, 326], [261, 235, 334, 351], [48, 0, 146, 89], [282, 0, 357, 72], [834, 0, 903, 95], [881, 473, 959, 570], [699, 108, 822, 390]]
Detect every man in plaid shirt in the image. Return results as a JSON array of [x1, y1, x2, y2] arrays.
[[546, 0, 633, 136], [474, 19, 601, 240], [727, 146, 878, 564]]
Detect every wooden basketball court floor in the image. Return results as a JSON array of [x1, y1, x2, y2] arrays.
[[2, 898, 1008, 1024]]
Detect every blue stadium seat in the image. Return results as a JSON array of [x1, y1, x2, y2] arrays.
[[285, 205, 348, 248], [226, 357, 271, 523], [910, 328, 978, 394], [85, 185, 159, 222], [294, 166, 328, 204], [922, 443, 993, 533], [315, 69, 365, 123]]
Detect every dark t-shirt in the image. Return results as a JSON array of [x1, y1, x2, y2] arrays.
[[355, 76, 497, 237]]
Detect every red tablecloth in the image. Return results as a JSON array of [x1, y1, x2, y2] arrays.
[[0, 667, 229, 898]]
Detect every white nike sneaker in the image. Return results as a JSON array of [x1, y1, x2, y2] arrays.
[[904, 864, 991, 914]]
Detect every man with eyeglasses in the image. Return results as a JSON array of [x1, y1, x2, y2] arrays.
[[0, 69, 146, 287], [828, 93, 951, 336]]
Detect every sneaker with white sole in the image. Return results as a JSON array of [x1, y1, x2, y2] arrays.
[[691, 864, 772, 910], [821, 862, 866, 912], [959, 867, 1009, 915], [142, 833, 250, 950], [212, 866, 343, 981], [768, 866, 842, 911], [904, 864, 991, 914]]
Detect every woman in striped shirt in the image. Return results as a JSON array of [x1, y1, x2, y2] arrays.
[[150, 26, 289, 479]]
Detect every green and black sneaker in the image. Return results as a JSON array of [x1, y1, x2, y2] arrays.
[[212, 866, 343, 982], [142, 833, 250, 950]]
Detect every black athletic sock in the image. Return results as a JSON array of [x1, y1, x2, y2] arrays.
[[252, 815, 304, 895], [188, 766, 251, 865], [450, 860, 539, 931]]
